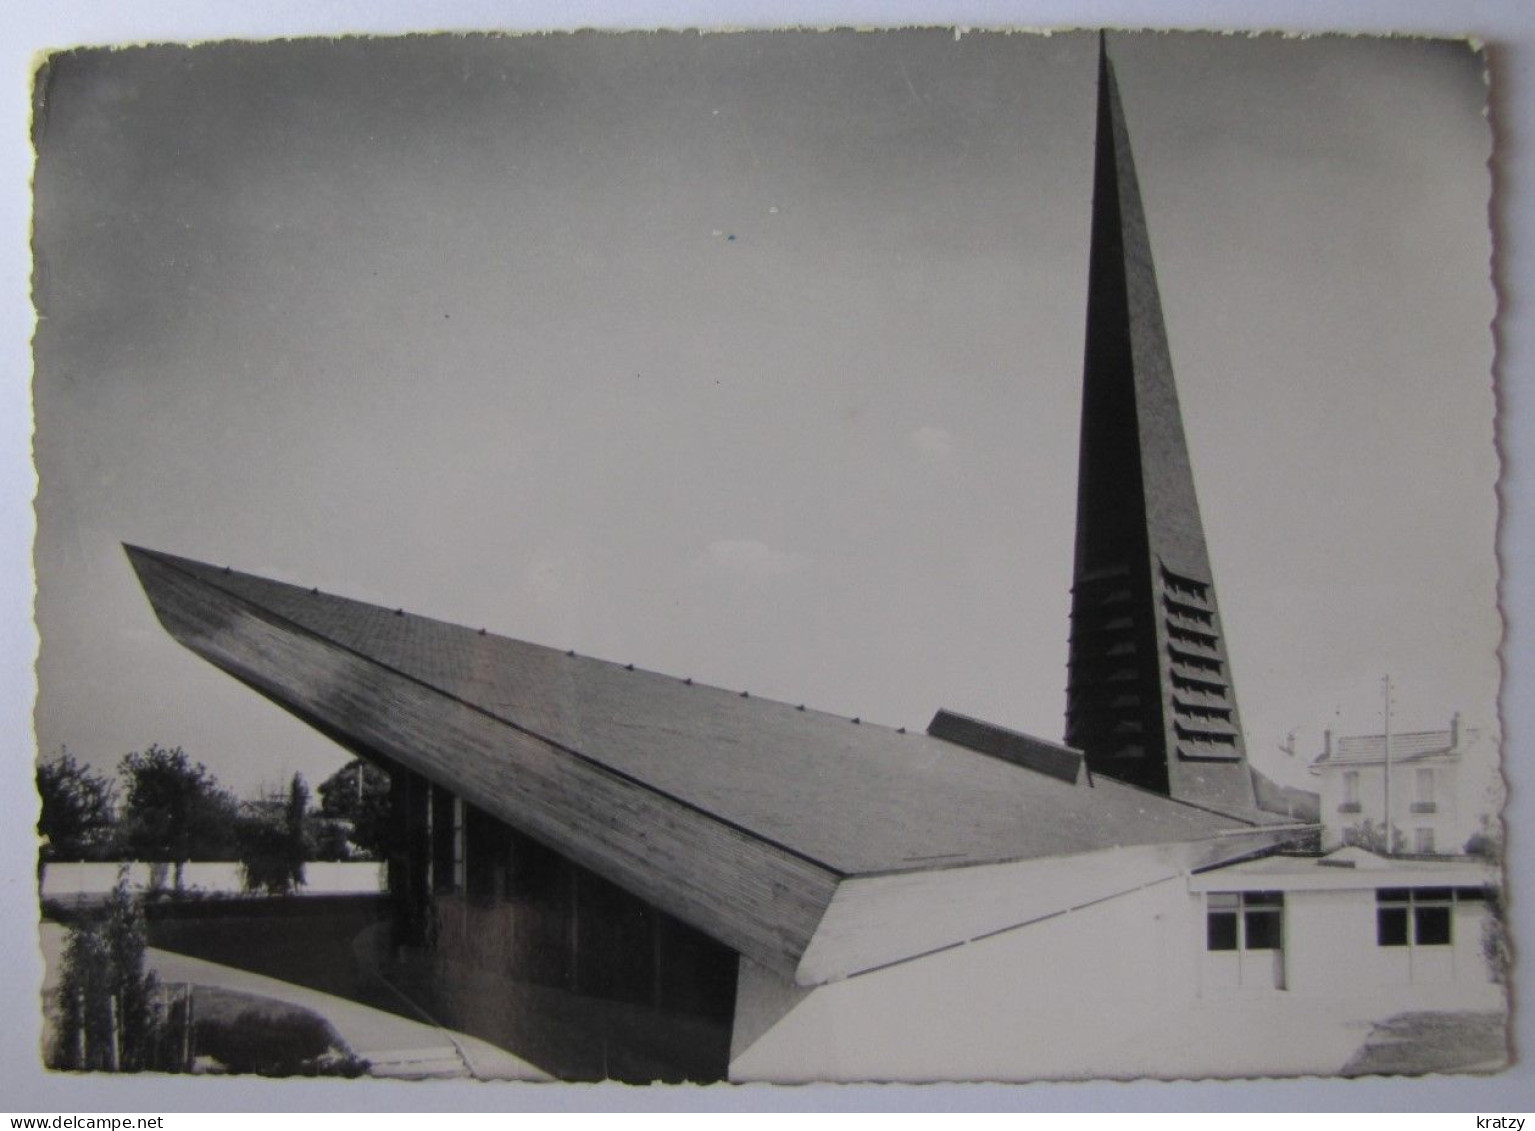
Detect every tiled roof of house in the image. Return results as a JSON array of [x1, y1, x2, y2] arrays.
[[1314, 730, 1458, 767]]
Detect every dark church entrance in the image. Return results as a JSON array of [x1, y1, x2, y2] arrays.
[[380, 763, 740, 1082]]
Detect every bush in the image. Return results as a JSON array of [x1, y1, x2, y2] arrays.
[[1341, 818, 1404, 855], [1464, 814, 1504, 862], [1480, 886, 1511, 986], [195, 1006, 367, 1077]]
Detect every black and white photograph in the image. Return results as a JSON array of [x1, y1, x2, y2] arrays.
[[16, 9, 1522, 1100]]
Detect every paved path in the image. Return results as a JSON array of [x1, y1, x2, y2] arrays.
[[1341, 1011, 1509, 1076], [38, 923, 551, 1082]]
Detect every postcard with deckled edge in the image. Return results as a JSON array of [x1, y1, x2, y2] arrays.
[[28, 28, 1505, 1085]]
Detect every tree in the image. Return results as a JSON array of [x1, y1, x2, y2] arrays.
[[236, 774, 311, 896], [37, 748, 117, 866], [317, 759, 393, 860], [118, 745, 239, 892], [308, 817, 354, 862], [51, 870, 165, 1071], [286, 773, 310, 872]]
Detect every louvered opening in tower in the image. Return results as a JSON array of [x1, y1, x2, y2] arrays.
[[1170, 670, 1227, 696], [1167, 644, 1222, 673], [1161, 595, 1213, 626], [1171, 697, 1231, 722]]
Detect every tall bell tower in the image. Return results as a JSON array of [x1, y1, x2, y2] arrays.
[[1065, 36, 1256, 811]]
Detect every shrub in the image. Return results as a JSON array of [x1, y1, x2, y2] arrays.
[[194, 1007, 367, 1077], [1341, 818, 1404, 855], [1479, 886, 1511, 986]]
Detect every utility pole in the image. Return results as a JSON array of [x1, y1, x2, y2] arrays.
[[1382, 674, 1393, 855]]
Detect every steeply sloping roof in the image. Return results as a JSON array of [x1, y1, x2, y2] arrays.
[[1314, 730, 1457, 767], [127, 545, 1302, 981], [1250, 766, 1321, 821]]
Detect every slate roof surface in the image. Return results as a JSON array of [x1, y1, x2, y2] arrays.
[[129, 547, 1272, 878]]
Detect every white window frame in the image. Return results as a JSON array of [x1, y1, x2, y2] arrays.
[[1343, 770, 1360, 804], [1206, 891, 1284, 953], [1415, 767, 1435, 805]]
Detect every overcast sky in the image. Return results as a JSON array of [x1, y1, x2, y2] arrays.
[[30, 29, 1496, 801]]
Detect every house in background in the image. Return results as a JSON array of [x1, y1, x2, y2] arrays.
[[120, 37, 1506, 1082], [1310, 715, 1487, 854]]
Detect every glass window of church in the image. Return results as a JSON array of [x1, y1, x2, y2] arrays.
[[450, 795, 466, 891]]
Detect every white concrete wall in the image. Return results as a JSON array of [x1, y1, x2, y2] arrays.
[[1214, 888, 1498, 1007], [1401, 760, 1462, 854], [733, 879, 1216, 1082], [39, 860, 387, 898], [731, 879, 1504, 1082], [1316, 760, 1465, 852], [1286, 888, 1387, 993]]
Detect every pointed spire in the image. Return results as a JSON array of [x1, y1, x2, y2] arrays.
[[1065, 36, 1256, 811]]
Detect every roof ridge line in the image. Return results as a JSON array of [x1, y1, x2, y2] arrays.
[[141, 548, 927, 740], [129, 546, 851, 880]]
